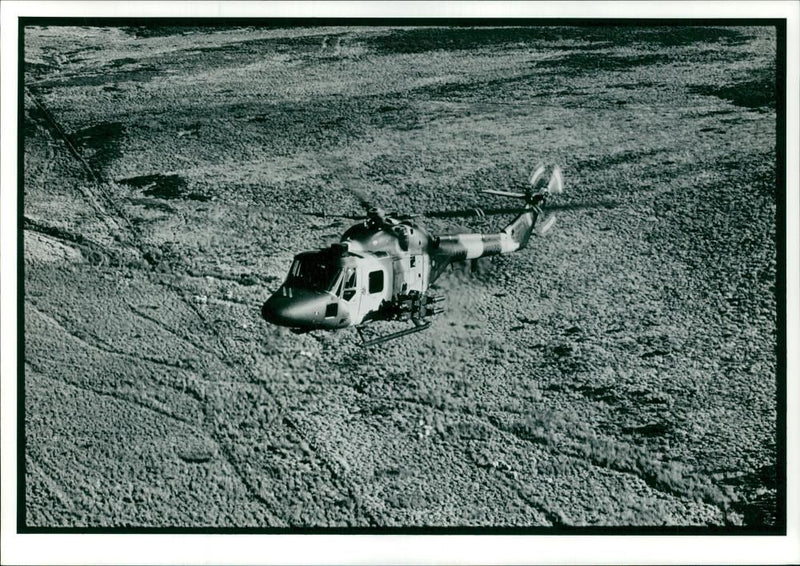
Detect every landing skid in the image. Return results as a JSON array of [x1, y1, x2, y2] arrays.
[[356, 319, 431, 347]]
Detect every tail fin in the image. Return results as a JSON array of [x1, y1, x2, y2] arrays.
[[501, 208, 539, 250]]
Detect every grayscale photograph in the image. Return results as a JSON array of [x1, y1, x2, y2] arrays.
[[21, 22, 781, 530]]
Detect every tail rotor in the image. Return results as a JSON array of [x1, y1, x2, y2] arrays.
[[481, 164, 564, 235], [523, 164, 563, 203], [531, 165, 562, 235]]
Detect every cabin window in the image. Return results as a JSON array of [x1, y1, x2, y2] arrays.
[[410, 256, 416, 267], [325, 303, 338, 318], [368, 270, 384, 294], [342, 268, 357, 301]]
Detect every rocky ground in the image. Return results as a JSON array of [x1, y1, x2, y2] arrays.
[[22, 24, 778, 528]]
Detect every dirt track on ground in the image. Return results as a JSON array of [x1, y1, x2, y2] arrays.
[[23, 25, 778, 528]]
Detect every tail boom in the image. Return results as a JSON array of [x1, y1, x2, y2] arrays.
[[436, 208, 539, 262], [429, 164, 560, 280]]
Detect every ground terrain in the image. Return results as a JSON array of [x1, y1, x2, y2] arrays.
[[22, 25, 778, 528]]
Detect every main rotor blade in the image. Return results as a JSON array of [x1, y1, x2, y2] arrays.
[[422, 200, 617, 219], [481, 189, 527, 199], [301, 211, 363, 220]]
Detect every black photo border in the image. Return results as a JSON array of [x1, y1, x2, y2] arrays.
[[15, 16, 788, 537]]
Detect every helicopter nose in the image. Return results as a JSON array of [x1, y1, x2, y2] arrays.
[[261, 291, 329, 329], [261, 300, 279, 323]]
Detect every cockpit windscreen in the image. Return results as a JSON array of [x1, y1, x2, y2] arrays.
[[286, 257, 342, 292]]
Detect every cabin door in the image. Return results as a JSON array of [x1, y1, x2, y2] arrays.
[[356, 260, 391, 324]]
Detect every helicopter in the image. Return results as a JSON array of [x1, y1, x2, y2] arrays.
[[261, 164, 584, 346]]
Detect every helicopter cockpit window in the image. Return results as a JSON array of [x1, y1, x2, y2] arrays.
[[342, 268, 357, 301], [286, 257, 342, 293]]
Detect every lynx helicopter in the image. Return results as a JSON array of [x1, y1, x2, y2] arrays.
[[262, 164, 582, 346]]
